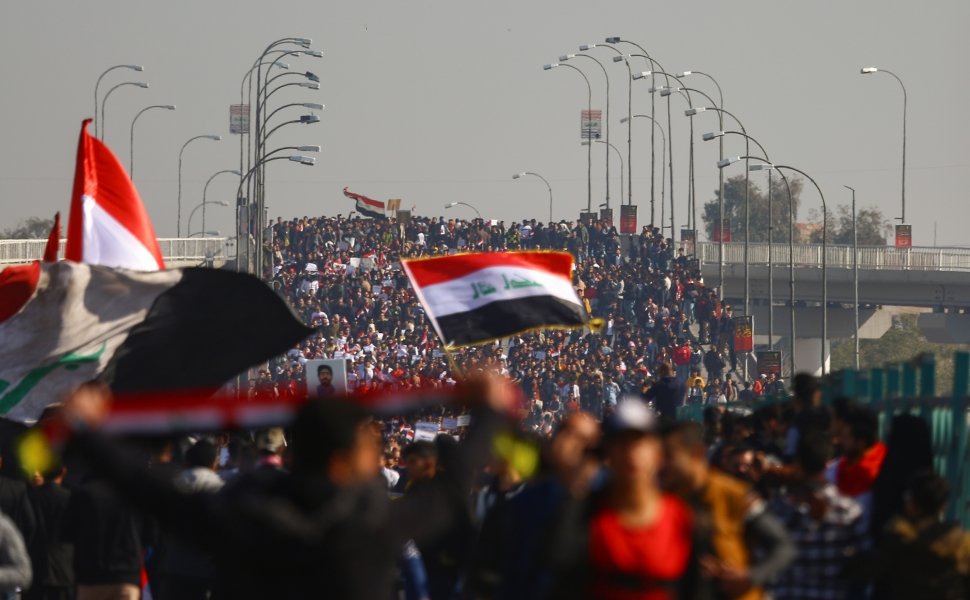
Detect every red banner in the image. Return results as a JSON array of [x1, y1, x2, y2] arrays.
[[734, 315, 753, 353], [895, 224, 912, 248], [620, 205, 637, 234]]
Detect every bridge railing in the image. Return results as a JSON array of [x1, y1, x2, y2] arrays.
[[0, 238, 228, 264], [695, 241, 970, 272]]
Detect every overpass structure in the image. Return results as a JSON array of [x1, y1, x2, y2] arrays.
[[691, 241, 970, 374], [0, 238, 230, 270]]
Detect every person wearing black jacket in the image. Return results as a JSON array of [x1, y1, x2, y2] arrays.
[[59, 378, 510, 600], [24, 465, 73, 600], [644, 364, 685, 422]]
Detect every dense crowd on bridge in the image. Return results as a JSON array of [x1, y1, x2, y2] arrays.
[[259, 212, 791, 421], [0, 211, 968, 600]]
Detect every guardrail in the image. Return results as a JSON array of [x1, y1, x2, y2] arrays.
[[0, 238, 228, 265], [695, 241, 970, 272]]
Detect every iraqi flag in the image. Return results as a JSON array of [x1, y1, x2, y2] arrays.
[[343, 187, 385, 219], [66, 119, 164, 271], [401, 251, 587, 347], [0, 260, 312, 423]]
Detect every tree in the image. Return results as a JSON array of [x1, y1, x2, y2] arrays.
[[830, 314, 970, 396], [701, 174, 803, 243], [806, 205, 890, 245], [1, 217, 55, 239]]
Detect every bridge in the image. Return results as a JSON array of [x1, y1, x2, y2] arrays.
[[687, 241, 970, 374], [0, 238, 231, 270]]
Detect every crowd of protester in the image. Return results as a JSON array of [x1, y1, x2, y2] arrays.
[[0, 212, 967, 600], [259, 212, 788, 424]]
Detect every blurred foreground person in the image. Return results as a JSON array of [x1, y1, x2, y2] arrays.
[[546, 399, 694, 600], [768, 433, 863, 600], [847, 470, 970, 600], [662, 422, 795, 600], [0, 509, 31, 597], [24, 463, 73, 600], [58, 379, 510, 600]]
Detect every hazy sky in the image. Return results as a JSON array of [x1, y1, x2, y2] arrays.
[[1, 0, 968, 245]]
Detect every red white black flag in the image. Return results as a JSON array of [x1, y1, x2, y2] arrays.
[[401, 251, 587, 347], [343, 187, 386, 219], [0, 262, 312, 423]]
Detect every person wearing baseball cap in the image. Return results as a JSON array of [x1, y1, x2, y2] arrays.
[[546, 398, 694, 600]]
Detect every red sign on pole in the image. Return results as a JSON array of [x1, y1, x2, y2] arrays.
[[895, 224, 912, 248], [734, 315, 754, 353], [620, 205, 637, 234]]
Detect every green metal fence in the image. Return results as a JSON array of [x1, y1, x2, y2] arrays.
[[678, 351, 970, 527]]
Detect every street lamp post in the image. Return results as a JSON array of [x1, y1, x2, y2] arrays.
[[513, 172, 554, 222], [129, 104, 175, 178], [693, 105, 749, 313], [94, 64, 143, 139], [200, 169, 243, 238], [623, 115, 666, 226], [565, 51, 611, 209], [178, 135, 222, 237], [608, 38, 670, 226], [776, 165, 828, 375], [444, 202, 482, 220], [706, 130, 772, 348], [543, 62, 592, 214], [860, 67, 907, 224], [235, 154, 316, 275], [727, 157, 798, 377], [100, 81, 149, 142], [632, 72, 676, 238], [188, 201, 229, 237], [844, 185, 859, 370], [682, 71, 726, 289]]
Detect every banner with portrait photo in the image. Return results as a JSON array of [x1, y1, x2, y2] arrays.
[[305, 358, 349, 398]]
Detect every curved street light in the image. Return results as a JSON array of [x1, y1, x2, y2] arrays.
[[129, 104, 175, 178], [100, 81, 149, 142], [189, 230, 220, 238], [609, 39, 673, 226], [188, 201, 229, 237], [725, 160, 826, 376], [444, 201, 482, 220], [689, 104, 748, 307], [513, 172, 554, 222], [860, 66, 907, 223], [563, 51, 612, 208], [94, 64, 143, 139], [197, 169, 243, 237], [178, 135, 222, 237], [544, 62, 592, 214], [235, 154, 315, 276]]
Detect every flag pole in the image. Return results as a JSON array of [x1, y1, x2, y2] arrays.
[[442, 345, 465, 379]]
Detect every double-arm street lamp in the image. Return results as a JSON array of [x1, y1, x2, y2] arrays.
[[513, 172, 554, 222]]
